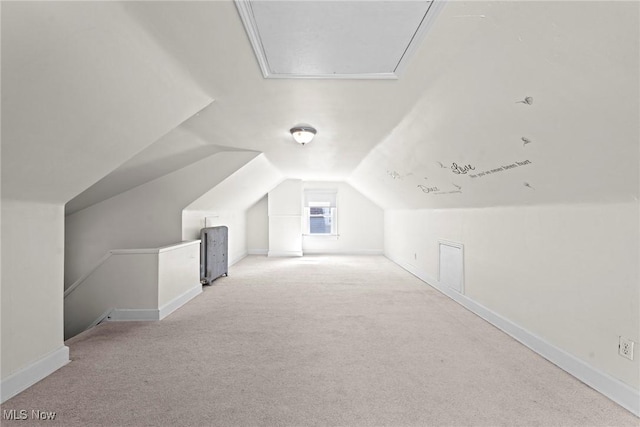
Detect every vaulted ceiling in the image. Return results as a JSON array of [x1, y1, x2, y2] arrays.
[[2, 1, 638, 213]]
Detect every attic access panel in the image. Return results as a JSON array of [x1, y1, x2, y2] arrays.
[[235, 0, 444, 79]]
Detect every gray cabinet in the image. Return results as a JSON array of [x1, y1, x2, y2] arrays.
[[200, 226, 228, 284]]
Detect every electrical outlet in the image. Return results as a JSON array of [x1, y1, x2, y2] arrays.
[[414, 253, 417, 260], [619, 336, 635, 360]]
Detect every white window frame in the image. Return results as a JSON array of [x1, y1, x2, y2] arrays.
[[305, 202, 337, 235], [303, 190, 338, 236]]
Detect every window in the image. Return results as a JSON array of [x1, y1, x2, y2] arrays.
[[309, 202, 334, 234], [304, 190, 337, 235]]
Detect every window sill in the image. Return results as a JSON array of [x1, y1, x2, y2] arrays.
[[303, 234, 339, 240]]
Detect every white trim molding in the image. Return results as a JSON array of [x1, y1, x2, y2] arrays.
[[229, 252, 248, 267], [86, 284, 203, 332], [64, 252, 112, 298], [248, 249, 268, 255], [268, 250, 304, 257], [1, 346, 70, 403], [158, 285, 202, 320], [157, 240, 201, 253], [387, 253, 640, 417], [107, 309, 159, 322], [302, 250, 384, 256]]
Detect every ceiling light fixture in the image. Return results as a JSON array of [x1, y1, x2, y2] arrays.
[[290, 125, 317, 145]]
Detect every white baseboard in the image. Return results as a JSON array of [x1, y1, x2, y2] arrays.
[[88, 309, 113, 329], [248, 249, 268, 255], [387, 253, 640, 417], [229, 252, 248, 267], [159, 284, 202, 320], [104, 285, 203, 323], [268, 250, 303, 257], [1, 346, 70, 403], [302, 250, 384, 255], [107, 308, 159, 321]]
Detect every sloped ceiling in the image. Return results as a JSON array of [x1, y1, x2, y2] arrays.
[[2, 1, 638, 212], [185, 154, 284, 213], [120, 0, 441, 184], [349, 1, 639, 209], [65, 114, 256, 215], [1, 2, 212, 203]]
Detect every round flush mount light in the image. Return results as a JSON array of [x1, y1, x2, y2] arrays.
[[290, 125, 317, 145]]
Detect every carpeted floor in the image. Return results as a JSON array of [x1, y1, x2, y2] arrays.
[[2, 255, 638, 426]]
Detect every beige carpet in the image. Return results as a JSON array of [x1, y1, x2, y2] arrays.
[[2, 255, 638, 426]]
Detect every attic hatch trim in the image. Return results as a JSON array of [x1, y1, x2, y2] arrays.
[[234, 0, 446, 80]]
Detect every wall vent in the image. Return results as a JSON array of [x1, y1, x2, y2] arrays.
[[438, 240, 464, 294]]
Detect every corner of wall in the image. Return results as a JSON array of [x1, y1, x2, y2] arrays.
[[1, 346, 69, 404]]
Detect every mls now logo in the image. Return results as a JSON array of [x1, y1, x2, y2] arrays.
[[3, 409, 57, 420], [3, 409, 28, 420], [31, 410, 57, 420]]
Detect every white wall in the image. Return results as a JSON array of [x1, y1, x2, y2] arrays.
[[1, 200, 68, 393], [384, 201, 640, 391], [181, 153, 283, 264], [65, 151, 256, 288], [302, 182, 383, 254], [268, 180, 303, 257], [260, 181, 385, 256], [182, 210, 248, 267], [247, 196, 269, 255], [158, 242, 201, 308], [64, 252, 159, 339], [64, 241, 201, 339]]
